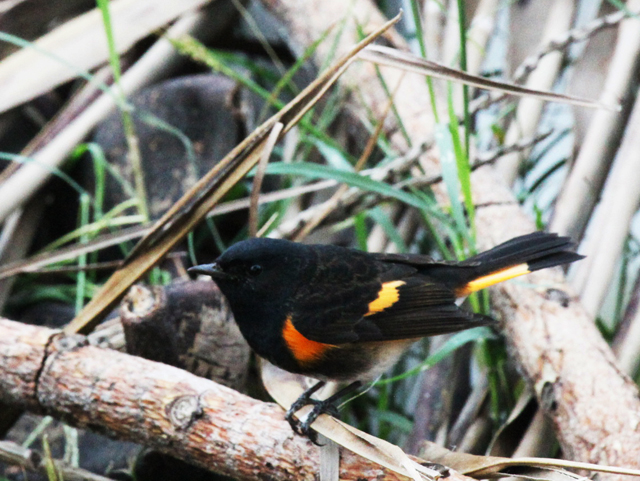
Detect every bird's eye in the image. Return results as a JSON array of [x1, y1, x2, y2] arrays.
[[249, 264, 263, 276]]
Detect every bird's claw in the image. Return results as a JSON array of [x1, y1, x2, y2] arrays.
[[285, 396, 339, 445]]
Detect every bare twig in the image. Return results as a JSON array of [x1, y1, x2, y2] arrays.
[[249, 122, 283, 237], [469, 5, 636, 121]]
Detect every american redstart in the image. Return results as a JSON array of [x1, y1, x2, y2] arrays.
[[188, 231, 582, 439]]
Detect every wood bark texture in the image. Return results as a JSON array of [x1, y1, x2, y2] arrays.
[[121, 280, 250, 390], [0, 318, 477, 481], [259, 0, 640, 475]]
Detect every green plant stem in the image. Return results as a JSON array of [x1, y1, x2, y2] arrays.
[[96, 0, 149, 222], [409, 0, 440, 123], [456, 0, 471, 158], [76, 194, 90, 314]]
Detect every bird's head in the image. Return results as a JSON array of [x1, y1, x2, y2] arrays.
[[188, 238, 313, 311]]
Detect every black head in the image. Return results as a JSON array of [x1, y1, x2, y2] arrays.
[[188, 238, 316, 319]]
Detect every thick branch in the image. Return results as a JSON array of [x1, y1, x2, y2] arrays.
[[0, 318, 473, 481], [470, 168, 640, 467]]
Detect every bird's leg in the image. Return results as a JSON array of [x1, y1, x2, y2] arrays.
[[285, 380, 326, 435], [286, 380, 363, 443]]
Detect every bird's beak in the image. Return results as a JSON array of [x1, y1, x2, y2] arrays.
[[188, 262, 229, 279]]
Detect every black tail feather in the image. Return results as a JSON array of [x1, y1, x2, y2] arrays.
[[425, 232, 583, 289], [462, 232, 582, 273]]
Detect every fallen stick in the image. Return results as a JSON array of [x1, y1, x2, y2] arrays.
[[0, 318, 475, 481]]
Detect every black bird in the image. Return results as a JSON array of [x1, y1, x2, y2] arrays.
[[189, 232, 582, 439]]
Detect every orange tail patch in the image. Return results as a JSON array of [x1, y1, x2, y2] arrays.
[[283, 317, 335, 365], [456, 263, 530, 297]]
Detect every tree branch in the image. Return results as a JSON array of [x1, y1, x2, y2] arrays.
[[0, 318, 475, 481]]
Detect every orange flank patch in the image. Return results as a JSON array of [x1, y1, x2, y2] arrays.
[[456, 263, 530, 297], [364, 280, 406, 317], [283, 317, 334, 365]]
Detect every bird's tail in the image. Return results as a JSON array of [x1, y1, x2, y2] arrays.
[[430, 232, 583, 296]]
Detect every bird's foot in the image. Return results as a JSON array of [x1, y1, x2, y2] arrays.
[[284, 380, 362, 445], [285, 381, 337, 445]]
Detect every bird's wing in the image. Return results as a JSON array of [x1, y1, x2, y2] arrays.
[[350, 276, 493, 342], [290, 254, 491, 345]]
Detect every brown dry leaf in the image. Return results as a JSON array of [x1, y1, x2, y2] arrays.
[[262, 358, 640, 481], [64, 13, 402, 335], [260, 361, 440, 481], [419, 441, 640, 479], [359, 45, 618, 110], [0, 0, 212, 114]]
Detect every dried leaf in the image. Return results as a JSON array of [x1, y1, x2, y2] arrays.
[[359, 45, 618, 111], [419, 441, 640, 479], [260, 361, 440, 481]]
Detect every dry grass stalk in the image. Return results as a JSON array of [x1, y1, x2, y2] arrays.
[[249, 122, 283, 237], [0, 180, 342, 280], [496, 0, 576, 185], [569, 86, 640, 317], [550, 0, 640, 241], [0, 9, 215, 224]]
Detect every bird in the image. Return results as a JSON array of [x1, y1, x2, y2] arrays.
[[188, 231, 582, 440]]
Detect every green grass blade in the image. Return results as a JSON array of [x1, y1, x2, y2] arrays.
[[434, 123, 467, 235], [75, 194, 91, 314], [96, 0, 148, 221], [261, 161, 431, 211]]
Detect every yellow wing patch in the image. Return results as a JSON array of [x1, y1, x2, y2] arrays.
[[364, 280, 406, 317], [456, 263, 530, 296], [283, 317, 335, 365]]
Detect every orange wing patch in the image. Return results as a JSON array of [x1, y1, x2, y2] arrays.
[[456, 263, 530, 297], [283, 317, 335, 365], [364, 280, 406, 317]]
